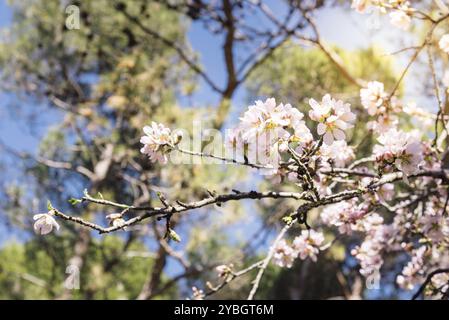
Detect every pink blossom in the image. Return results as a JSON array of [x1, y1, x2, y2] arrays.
[[397, 246, 427, 290], [321, 200, 368, 234], [292, 230, 324, 262], [273, 239, 296, 268], [373, 128, 423, 176]]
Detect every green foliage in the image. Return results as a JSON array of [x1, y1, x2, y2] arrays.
[[247, 43, 398, 105], [0, 236, 174, 299]]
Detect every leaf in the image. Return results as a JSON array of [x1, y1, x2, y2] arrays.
[[68, 198, 82, 206], [47, 200, 53, 211]]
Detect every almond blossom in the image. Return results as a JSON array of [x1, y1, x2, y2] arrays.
[[273, 230, 325, 267], [360, 81, 388, 116], [309, 94, 356, 145], [238, 98, 289, 142], [321, 200, 368, 235], [140, 122, 175, 164], [396, 246, 427, 290], [431, 273, 449, 296], [239, 98, 310, 146], [319, 140, 355, 168], [292, 230, 324, 262], [352, 223, 393, 277], [373, 128, 424, 176], [231, 98, 313, 172], [418, 203, 449, 244], [33, 211, 60, 235], [273, 239, 296, 268], [106, 213, 127, 229]]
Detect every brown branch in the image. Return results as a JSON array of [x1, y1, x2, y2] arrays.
[[52, 189, 310, 234], [117, 7, 222, 94]]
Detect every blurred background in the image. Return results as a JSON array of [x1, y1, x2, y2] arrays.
[[0, 0, 444, 299]]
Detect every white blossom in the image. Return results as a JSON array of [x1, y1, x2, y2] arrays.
[[235, 98, 312, 172], [106, 213, 127, 230], [309, 94, 355, 145], [360, 81, 388, 116], [431, 273, 449, 295], [352, 224, 392, 277], [320, 140, 355, 167], [33, 211, 60, 235], [140, 122, 174, 164], [418, 203, 449, 244]]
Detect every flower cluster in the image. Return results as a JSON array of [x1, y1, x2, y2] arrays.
[[308, 94, 356, 145], [396, 246, 427, 290], [360, 81, 388, 116], [373, 128, 424, 176], [321, 200, 369, 235], [431, 273, 449, 296], [224, 96, 355, 176], [229, 98, 313, 170], [140, 122, 179, 164], [273, 230, 325, 268], [418, 201, 449, 245], [319, 140, 355, 168], [359, 81, 403, 134], [351, 218, 393, 277], [273, 239, 296, 268]]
